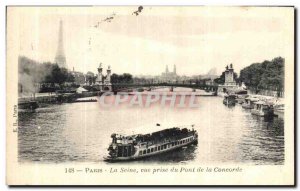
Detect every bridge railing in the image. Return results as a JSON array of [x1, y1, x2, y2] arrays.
[[111, 83, 219, 91]]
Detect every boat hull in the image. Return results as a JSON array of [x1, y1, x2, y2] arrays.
[[223, 99, 236, 106], [105, 137, 198, 162], [236, 98, 244, 104], [242, 104, 253, 109], [251, 109, 274, 117]]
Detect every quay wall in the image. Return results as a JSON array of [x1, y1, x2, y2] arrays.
[[18, 91, 99, 104], [217, 84, 284, 98], [248, 88, 284, 98]]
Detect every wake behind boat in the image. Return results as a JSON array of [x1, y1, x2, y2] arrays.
[[104, 125, 198, 162]]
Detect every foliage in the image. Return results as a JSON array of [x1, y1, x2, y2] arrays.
[[86, 75, 97, 85], [19, 56, 75, 84], [111, 73, 133, 84], [239, 57, 284, 90]]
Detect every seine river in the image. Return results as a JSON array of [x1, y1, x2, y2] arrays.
[[18, 88, 284, 165]]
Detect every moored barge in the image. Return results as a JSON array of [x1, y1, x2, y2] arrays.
[[242, 97, 259, 109], [105, 126, 198, 162], [223, 94, 237, 106], [251, 101, 275, 117]]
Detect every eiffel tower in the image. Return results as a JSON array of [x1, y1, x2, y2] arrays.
[[54, 20, 66, 68]]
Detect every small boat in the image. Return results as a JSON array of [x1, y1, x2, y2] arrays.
[[242, 97, 259, 109], [251, 101, 275, 117], [223, 94, 237, 106], [104, 126, 198, 162]]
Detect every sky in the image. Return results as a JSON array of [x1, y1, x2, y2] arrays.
[[10, 6, 293, 76]]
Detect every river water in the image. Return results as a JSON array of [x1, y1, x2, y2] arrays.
[[18, 88, 284, 165]]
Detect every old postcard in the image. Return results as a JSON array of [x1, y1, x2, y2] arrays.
[[6, 6, 294, 185]]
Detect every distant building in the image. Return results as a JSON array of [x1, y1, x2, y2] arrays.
[[54, 20, 67, 68], [86, 71, 95, 85], [86, 71, 94, 77], [218, 63, 239, 94], [71, 67, 85, 85], [224, 63, 236, 86], [161, 65, 178, 82], [95, 63, 112, 91]]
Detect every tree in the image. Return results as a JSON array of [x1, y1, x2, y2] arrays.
[[239, 57, 284, 90], [111, 73, 119, 83], [86, 75, 96, 85], [48, 64, 68, 84], [214, 72, 225, 84], [66, 73, 75, 82], [19, 56, 76, 92], [111, 73, 133, 84]]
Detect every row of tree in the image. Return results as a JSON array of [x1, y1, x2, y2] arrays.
[[111, 73, 133, 84], [214, 57, 284, 91], [19, 56, 75, 85], [239, 57, 284, 91], [19, 56, 135, 87]]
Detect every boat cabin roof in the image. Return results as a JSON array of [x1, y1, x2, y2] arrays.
[[245, 97, 259, 101], [111, 127, 195, 143], [225, 94, 236, 98], [250, 98, 260, 102], [254, 101, 270, 105]]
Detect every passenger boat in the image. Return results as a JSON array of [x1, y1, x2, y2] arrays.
[[251, 101, 274, 117], [242, 97, 259, 109], [105, 126, 198, 162], [223, 94, 237, 106]]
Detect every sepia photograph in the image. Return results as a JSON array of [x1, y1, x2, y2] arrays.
[[6, 5, 295, 186]]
